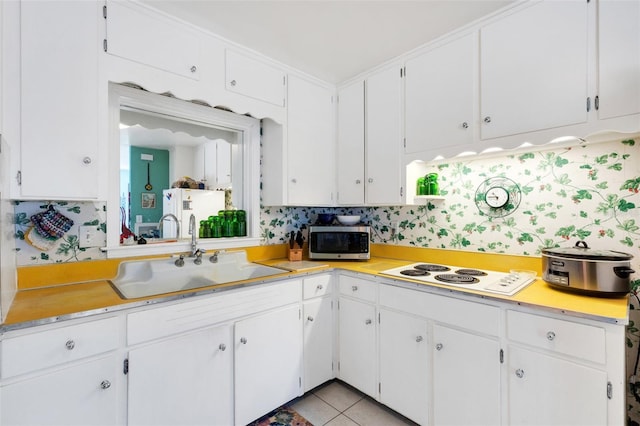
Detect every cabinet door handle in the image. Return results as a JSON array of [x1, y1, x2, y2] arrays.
[[82, 157, 92, 165], [219, 343, 227, 351], [483, 116, 492, 124], [546, 331, 556, 341], [368, 178, 374, 183], [65, 340, 75, 350], [351, 286, 358, 291], [365, 319, 372, 325], [291, 178, 297, 183], [240, 337, 247, 344], [416, 336, 424, 343], [355, 179, 361, 184], [307, 316, 314, 322], [435, 343, 443, 351], [100, 380, 111, 390], [515, 368, 525, 378], [190, 65, 197, 73], [230, 79, 237, 86], [461, 121, 469, 129]]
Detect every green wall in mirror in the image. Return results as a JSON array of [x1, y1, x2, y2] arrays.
[[129, 146, 169, 228]]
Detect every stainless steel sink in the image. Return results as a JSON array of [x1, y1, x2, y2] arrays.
[[109, 250, 286, 299]]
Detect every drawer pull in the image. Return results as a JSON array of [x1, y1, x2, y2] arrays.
[[218, 343, 227, 352], [546, 331, 556, 341], [416, 336, 424, 343], [515, 368, 525, 378], [100, 380, 111, 390], [435, 343, 443, 351], [352, 286, 358, 291], [316, 284, 323, 290], [240, 337, 247, 345], [65, 340, 75, 350]]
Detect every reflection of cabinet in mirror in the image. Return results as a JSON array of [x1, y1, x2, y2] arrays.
[[194, 140, 232, 189]]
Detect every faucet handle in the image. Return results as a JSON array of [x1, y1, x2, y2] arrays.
[[174, 254, 185, 267], [194, 249, 205, 265]]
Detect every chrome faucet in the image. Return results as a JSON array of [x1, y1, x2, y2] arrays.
[[188, 213, 198, 257], [158, 214, 180, 239]]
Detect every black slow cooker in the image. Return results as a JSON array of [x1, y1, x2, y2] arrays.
[[542, 240, 635, 296]]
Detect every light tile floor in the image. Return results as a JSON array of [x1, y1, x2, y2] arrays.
[[289, 381, 418, 426]]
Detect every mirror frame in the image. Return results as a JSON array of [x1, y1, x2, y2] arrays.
[[105, 83, 261, 258]]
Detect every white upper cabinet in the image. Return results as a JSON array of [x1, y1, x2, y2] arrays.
[[105, 1, 201, 80], [366, 64, 404, 205], [597, 0, 640, 120], [19, 0, 100, 199], [479, 1, 589, 140], [262, 75, 334, 206], [225, 50, 286, 107], [336, 80, 365, 205], [405, 33, 476, 158]]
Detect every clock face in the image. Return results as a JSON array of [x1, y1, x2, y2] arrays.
[[485, 186, 509, 208], [475, 177, 522, 218]]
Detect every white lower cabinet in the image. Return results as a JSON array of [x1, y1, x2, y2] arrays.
[[338, 296, 377, 398], [234, 304, 303, 425], [432, 324, 500, 425], [302, 274, 335, 392], [505, 309, 611, 425], [378, 308, 429, 425], [127, 325, 233, 426], [0, 316, 121, 426], [1, 355, 119, 426], [507, 346, 607, 426]]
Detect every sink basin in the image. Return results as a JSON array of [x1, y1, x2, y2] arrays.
[[109, 251, 286, 299]]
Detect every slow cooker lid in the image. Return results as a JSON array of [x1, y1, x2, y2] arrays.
[[542, 240, 633, 261]]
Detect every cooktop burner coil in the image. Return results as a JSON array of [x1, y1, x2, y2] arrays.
[[455, 269, 488, 276], [435, 274, 480, 284], [400, 269, 430, 277], [415, 264, 451, 272]]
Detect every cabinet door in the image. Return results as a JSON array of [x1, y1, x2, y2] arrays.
[[287, 75, 335, 206], [338, 297, 377, 397], [366, 64, 404, 205], [235, 305, 302, 425], [20, 0, 99, 199], [106, 0, 200, 80], [378, 309, 429, 426], [303, 297, 334, 392], [337, 80, 365, 205], [1, 355, 118, 426], [432, 324, 500, 426], [598, 0, 640, 120], [405, 33, 475, 157], [480, 1, 588, 139], [226, 49, 285, 106], [508, 346, 607, 426], [127, 325, 232, 426]]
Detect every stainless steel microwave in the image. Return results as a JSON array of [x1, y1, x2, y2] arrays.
[[308, 225, 370, 260]]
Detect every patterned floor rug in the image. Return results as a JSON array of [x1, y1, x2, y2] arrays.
[[249, 405, 313, 426]]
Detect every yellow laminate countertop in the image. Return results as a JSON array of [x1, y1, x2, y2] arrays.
[[3, 245, 630, 328]]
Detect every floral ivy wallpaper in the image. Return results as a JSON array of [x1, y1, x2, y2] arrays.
[[11, 135, 640, 422]]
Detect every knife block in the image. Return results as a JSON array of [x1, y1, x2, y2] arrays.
[[287, 248, 303, 261]]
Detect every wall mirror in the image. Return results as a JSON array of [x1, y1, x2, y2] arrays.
[[106, 83, 261, 258]]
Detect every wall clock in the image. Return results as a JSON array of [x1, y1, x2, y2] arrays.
[[475, 177, 522, 217]]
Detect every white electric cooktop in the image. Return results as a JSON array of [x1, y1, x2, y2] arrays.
[[379, 263, 536, 296]]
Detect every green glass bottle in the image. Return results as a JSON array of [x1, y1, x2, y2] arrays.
[[236, 210, 247, 236]]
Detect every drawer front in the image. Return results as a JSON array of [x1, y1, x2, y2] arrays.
[[379, 284, 500, 336], [127, 279, 301, 345], [1, 317, 120, 378], [303, 274, 333, 299], [506, 310, 606, 364], [338, 275, 377, 303]]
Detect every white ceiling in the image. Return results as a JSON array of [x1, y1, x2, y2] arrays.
[[143, 0, 515, 84]]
